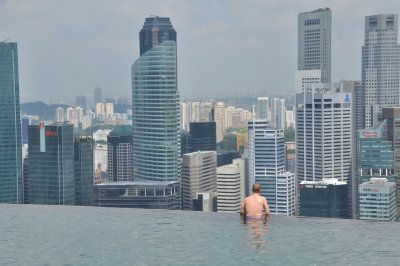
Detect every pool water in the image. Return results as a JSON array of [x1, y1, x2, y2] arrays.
[[1, 204, 399, 265]]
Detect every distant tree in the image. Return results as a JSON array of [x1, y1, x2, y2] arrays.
[[284, 127, 295, 142]]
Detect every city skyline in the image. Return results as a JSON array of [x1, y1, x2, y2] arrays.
[[1, 1, 400, 102]]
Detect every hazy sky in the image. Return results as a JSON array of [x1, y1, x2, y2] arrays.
[[1, 0, 399, 104]]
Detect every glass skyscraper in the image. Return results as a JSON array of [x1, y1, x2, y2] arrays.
[[28, 124, 75, 205], [132, 17, 180, 182], [0, 42, 22, 204]]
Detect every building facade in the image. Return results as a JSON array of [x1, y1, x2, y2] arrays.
[[256, 97, 269, 120], [189, 122, 217, 152], [271, 98, 286, 129], [298, 8, 331, 83], [295, 83, 352, 182], [359, 178, 396, 221], [107, 126, 133, 182], [132, 16, 180, 182], [216, 158, 245, 213], [28, 124, 75, 205], [94, 181, 181, 209], [363, 15, 400, 127], [181, 151, 217, 210], [298, 179, 349, 218], [74, 136, 94, 206], [248, 120, 295, 215], [0, 42, 23, 204]]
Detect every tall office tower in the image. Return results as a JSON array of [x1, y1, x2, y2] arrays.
[[65, 107, 75, 123], [181, 151, 217, 210], [94, 87, 102, 105], [181, 132, 192, 157], [255, 97, 269, 120], [55, 107, 65, 123], [358, 120, 396, 184], [132, 16, 180, 182], [181, 102, 190, 131], [298, 8, 331, 83], [296, 83, 352, 182], [0, 42, 22, 203], [95, 143, 108, 172], [189, 122, 217, 152], [74, 136, 94, 206], [225, 106, 235, 129], [214, 102, 226, 142], [107, 126, 133, 182], [359, 178, 397, 221], [363, 15, 400, 127], [28, 123, 75, 205], [341, 80, 362, 218], [248, 120, 295, 215], [285, 110, 295, 129], [76, 95, 87, 109], [216, 158, 245, 213], [271, 98, 286, 129], [298, 179, 349, 218], [21, 116, 29, 145], [381, 107, 400, 219]]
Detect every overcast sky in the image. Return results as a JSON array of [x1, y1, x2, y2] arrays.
[[1, 0, 399, 104]]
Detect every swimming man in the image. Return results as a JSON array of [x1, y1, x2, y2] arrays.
[[240, 183, 270, 222]]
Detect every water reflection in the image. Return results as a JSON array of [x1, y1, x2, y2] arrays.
[[241, 216, 270, 252]]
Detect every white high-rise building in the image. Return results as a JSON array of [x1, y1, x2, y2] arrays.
[[295, 83, 352, 182], [74, 107, 84, 125], [298, 8, 331, 83], [55, 107, 65, 123], [105, 102, 114, 117], [256, 97, 269, 120], [182, 151, 217, 210], [362, 14, 400, 127], [95, 102, 105, 117], [248, 120, 295, 215], [65, 107, 75, 123], [214, 102, 225, 142], [359, 178, 397, 221], [271, 98, 286, 129], [217, 158, 245, 213]]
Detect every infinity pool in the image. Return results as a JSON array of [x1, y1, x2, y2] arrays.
[[1, 204, 399, 265]]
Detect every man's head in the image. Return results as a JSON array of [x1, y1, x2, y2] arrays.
[[252, 183, 261, 193]]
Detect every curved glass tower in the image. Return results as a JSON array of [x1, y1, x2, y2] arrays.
[[132, 17, 180, 182]]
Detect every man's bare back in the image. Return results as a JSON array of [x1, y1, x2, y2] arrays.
[[240, 183, 270, 220]]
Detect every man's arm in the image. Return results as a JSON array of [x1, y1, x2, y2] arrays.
[[240, 199, 246, 217], [263, 197, 270, 219]]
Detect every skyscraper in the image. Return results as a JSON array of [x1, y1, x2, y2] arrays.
[[76, 95, 87, 109], [74, 136, 94, 206], [107, 126, 133, 182], [182, 151, 217, 210], [214, 102, 226, 142], [298, 8, 331, 83], [295, 83, 352, 182], [132, 16, 180, 182], [0, 42, 22, 204], [55, 107, 65, 123], [248, 120, 295, 215], [189, 122, 217, 152], [271, 98, 286, 129], [28, 124, 75, 205], [255, 97, 269, 120], [217, 158, 245, 213], [363, 15, 400, 127]]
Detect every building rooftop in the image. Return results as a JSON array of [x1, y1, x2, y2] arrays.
[[300, 178, 347, 186]]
